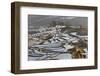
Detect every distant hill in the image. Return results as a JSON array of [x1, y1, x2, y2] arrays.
[[28, 15, 88, 30]]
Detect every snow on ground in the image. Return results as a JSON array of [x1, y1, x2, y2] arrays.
[[28, 30, 88, 60]]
